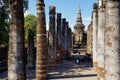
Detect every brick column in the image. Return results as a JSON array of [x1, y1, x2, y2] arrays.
[[36, 0, 48, 80], [48, 6, 57, 69], [56, 13, 63, 63], [65, 22, 69, 56], [92, 3, 98, 70], [27, 29, 35, 69], [87, 22, 92, 54], [68, 27, 72, 54], [105, 0, 120, 80], [62, 18, 66, 59], [97, 0, 106, 80], [8, 0, 26, 80]]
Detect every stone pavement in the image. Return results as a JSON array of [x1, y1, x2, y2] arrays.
[[47, 60, 97, 80], [0, 60, 97, 80]]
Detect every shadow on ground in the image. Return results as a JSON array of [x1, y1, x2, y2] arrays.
[[47, 55, 97, 80], [0, 55, 97, 80], [47, 74, 97, 79]]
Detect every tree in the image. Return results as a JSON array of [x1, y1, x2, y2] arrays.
[[24, 14, 37, 43], [0, 0, 9, 45], [0, 0, 28, 45]]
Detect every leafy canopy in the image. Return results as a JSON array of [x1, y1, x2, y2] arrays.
[[24, 14, 37, 43]]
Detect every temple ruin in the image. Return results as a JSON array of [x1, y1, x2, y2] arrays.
[[0, 0, 120, 80], [72, 7, 87, 54]]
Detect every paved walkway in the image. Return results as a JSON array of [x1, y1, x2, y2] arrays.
[[47, 60, 97, 80], [0, 60, 97, 80]]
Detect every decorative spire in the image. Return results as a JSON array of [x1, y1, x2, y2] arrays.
[[76, 6, 82, 24]]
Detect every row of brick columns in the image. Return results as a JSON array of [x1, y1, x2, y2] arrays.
[[87, 0, 120, 80], [48, 6, 72, 69], [8, 0, 72, 80]]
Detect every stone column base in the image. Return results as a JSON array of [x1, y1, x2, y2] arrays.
[[48, 57, 57, 70], [97, 66, 105, 78], [56, 46, 63, 63], [93, 61, 98, 71], [62, 50, 69, 59], [56, 54, 63, 63]]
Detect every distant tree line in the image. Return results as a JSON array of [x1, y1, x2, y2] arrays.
[[24, 14, 36, 43]]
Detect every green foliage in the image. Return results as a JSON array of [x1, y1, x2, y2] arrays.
[[1, 0, 29, 12], [24, 14, 37, 43], [0, 1, 9, 45], [23, 0, 29, 12]]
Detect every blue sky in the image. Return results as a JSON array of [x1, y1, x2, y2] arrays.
[[25, 0, 98, 31]]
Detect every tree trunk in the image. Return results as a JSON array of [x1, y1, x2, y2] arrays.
[[8, 0, 26, 80]]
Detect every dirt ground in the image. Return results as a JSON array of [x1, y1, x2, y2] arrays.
[[0, 60, 97, 80]]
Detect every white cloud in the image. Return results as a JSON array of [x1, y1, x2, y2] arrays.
[[46, 22, 49, 30], [82, 16, 92, 30], [83, 16, 91, 22], [24, 11, 30, 16]]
